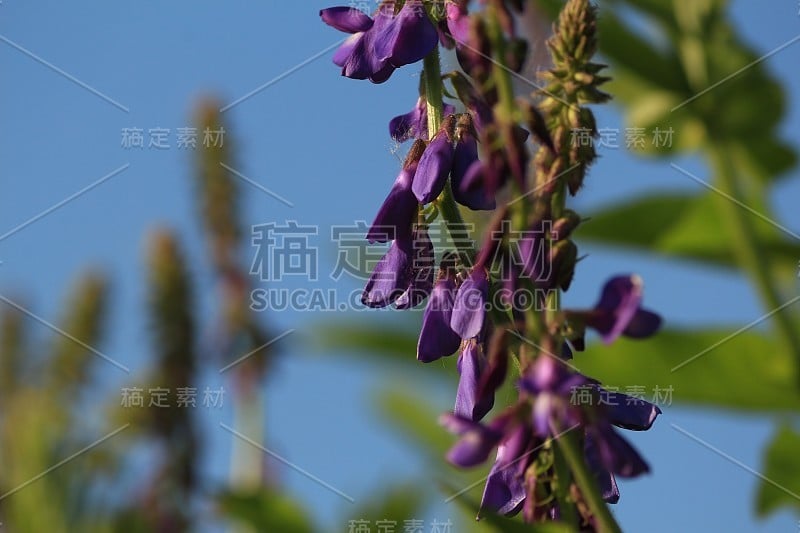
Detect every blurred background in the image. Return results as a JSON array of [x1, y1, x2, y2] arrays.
[[1, 0, 800, 531]]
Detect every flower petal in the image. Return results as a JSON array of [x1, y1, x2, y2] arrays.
[[480, 460, 526, 517], [441, 413, 503, 468], [360, 239, 411, 308], [452, 134, 496, 211], [389, 99, 457, 142], [455, 342, 494, 421], [589, 423, 650, 478], [332, 33, 362, 67], [374, 0, 438, 67], [412, 131, 454, 204], [450, 270, 488, 339], [445, 2, 471, 43], [585, 434, 621, 504], [590, 275, 644, 344], [320, 7, 374, 33], [603, 390, 662, 431], [389, 98, 427, 143], [367, 165, 418, 243], [623, 309, 662, 338], [479, 425, 531, 516], [417, 277, 462, 362]]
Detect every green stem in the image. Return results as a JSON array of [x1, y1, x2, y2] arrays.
[[708, 142, 800, 383], [423, 48, 444, 135], [555, 428, 622, 533], [551, 443, 580, 528], [423, 47, 473, 257]]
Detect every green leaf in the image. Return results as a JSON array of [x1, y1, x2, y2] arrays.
[[756, 425, 800, 516], [597, 9, 690, 95], [218, 489, 315, 533], [577, 192, 800, 270], [312, 319, 460, 380], [730, 137, 798, 183], [575, 329, 800, 411], [314, 321, 417, 361]]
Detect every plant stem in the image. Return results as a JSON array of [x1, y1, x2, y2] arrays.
[[423, 47, 473, 257], [709, 142, 800, 383], [423, 48, 444, 135], [555, 427, 622, 533]]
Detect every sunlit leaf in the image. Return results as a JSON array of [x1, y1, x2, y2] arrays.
[[756, 425, 800, 516], [218, 489, 314, 533], [575, 329, 800, 411], [577, 192, 800, 270]]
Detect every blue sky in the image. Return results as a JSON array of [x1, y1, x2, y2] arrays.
[[2, 1, 800, 531]]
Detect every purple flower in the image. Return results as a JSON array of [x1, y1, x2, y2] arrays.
[[374, 1, 438, 68], [417, 267, 462, 363], [520, 355, 658, 483], [412, 128, 455, 204], [450, 268, 489, 339], [585, 422, 650, 478], [440, 412, 505, 467], [480, 423, 531, 517], [361, 226, 433, 308], [585, 434, 620, 504], [584, 386, 660, 490], [322, 6, 394, 83], [366, 159, 419, 244], [584, 275, 662, 344], [451, 131, 496, 211], [455, 340, 495, 421], [322, 2, 437, 83], [320, 6, 373, 33], [442, 408, 533, 517], [389, 98, 456, 143], [602, 388, 661, 431], [521, 355, 589, 437], [395, 227, 435, 310], [445, 0, 471, 44]]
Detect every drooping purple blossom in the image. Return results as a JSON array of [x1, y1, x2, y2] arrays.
[[417, 259, 462, 362], [443, 352, 660, 519], [394, 226, 435, 310], [450, 268, 489, 340], [480, 422, 532, 517], [455, 340, 495, 421], [366, 142, 423, 244], [440, 411, 505, 467], [441, 407, 536, 517], [452, 129, 496, 211], [321, 2, 438, 84], [412, 127, 455, 204], [361, 225, 433, 308], [389, 98, 456, 142], [374, 1, 439, 67], [520, 354, 659, 480], [571, 275, 662, 344]]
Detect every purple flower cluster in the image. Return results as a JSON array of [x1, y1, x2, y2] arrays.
[[322, 0, 662, 528], [442, 275, 661, 519], [320, 2, 438, 83]]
